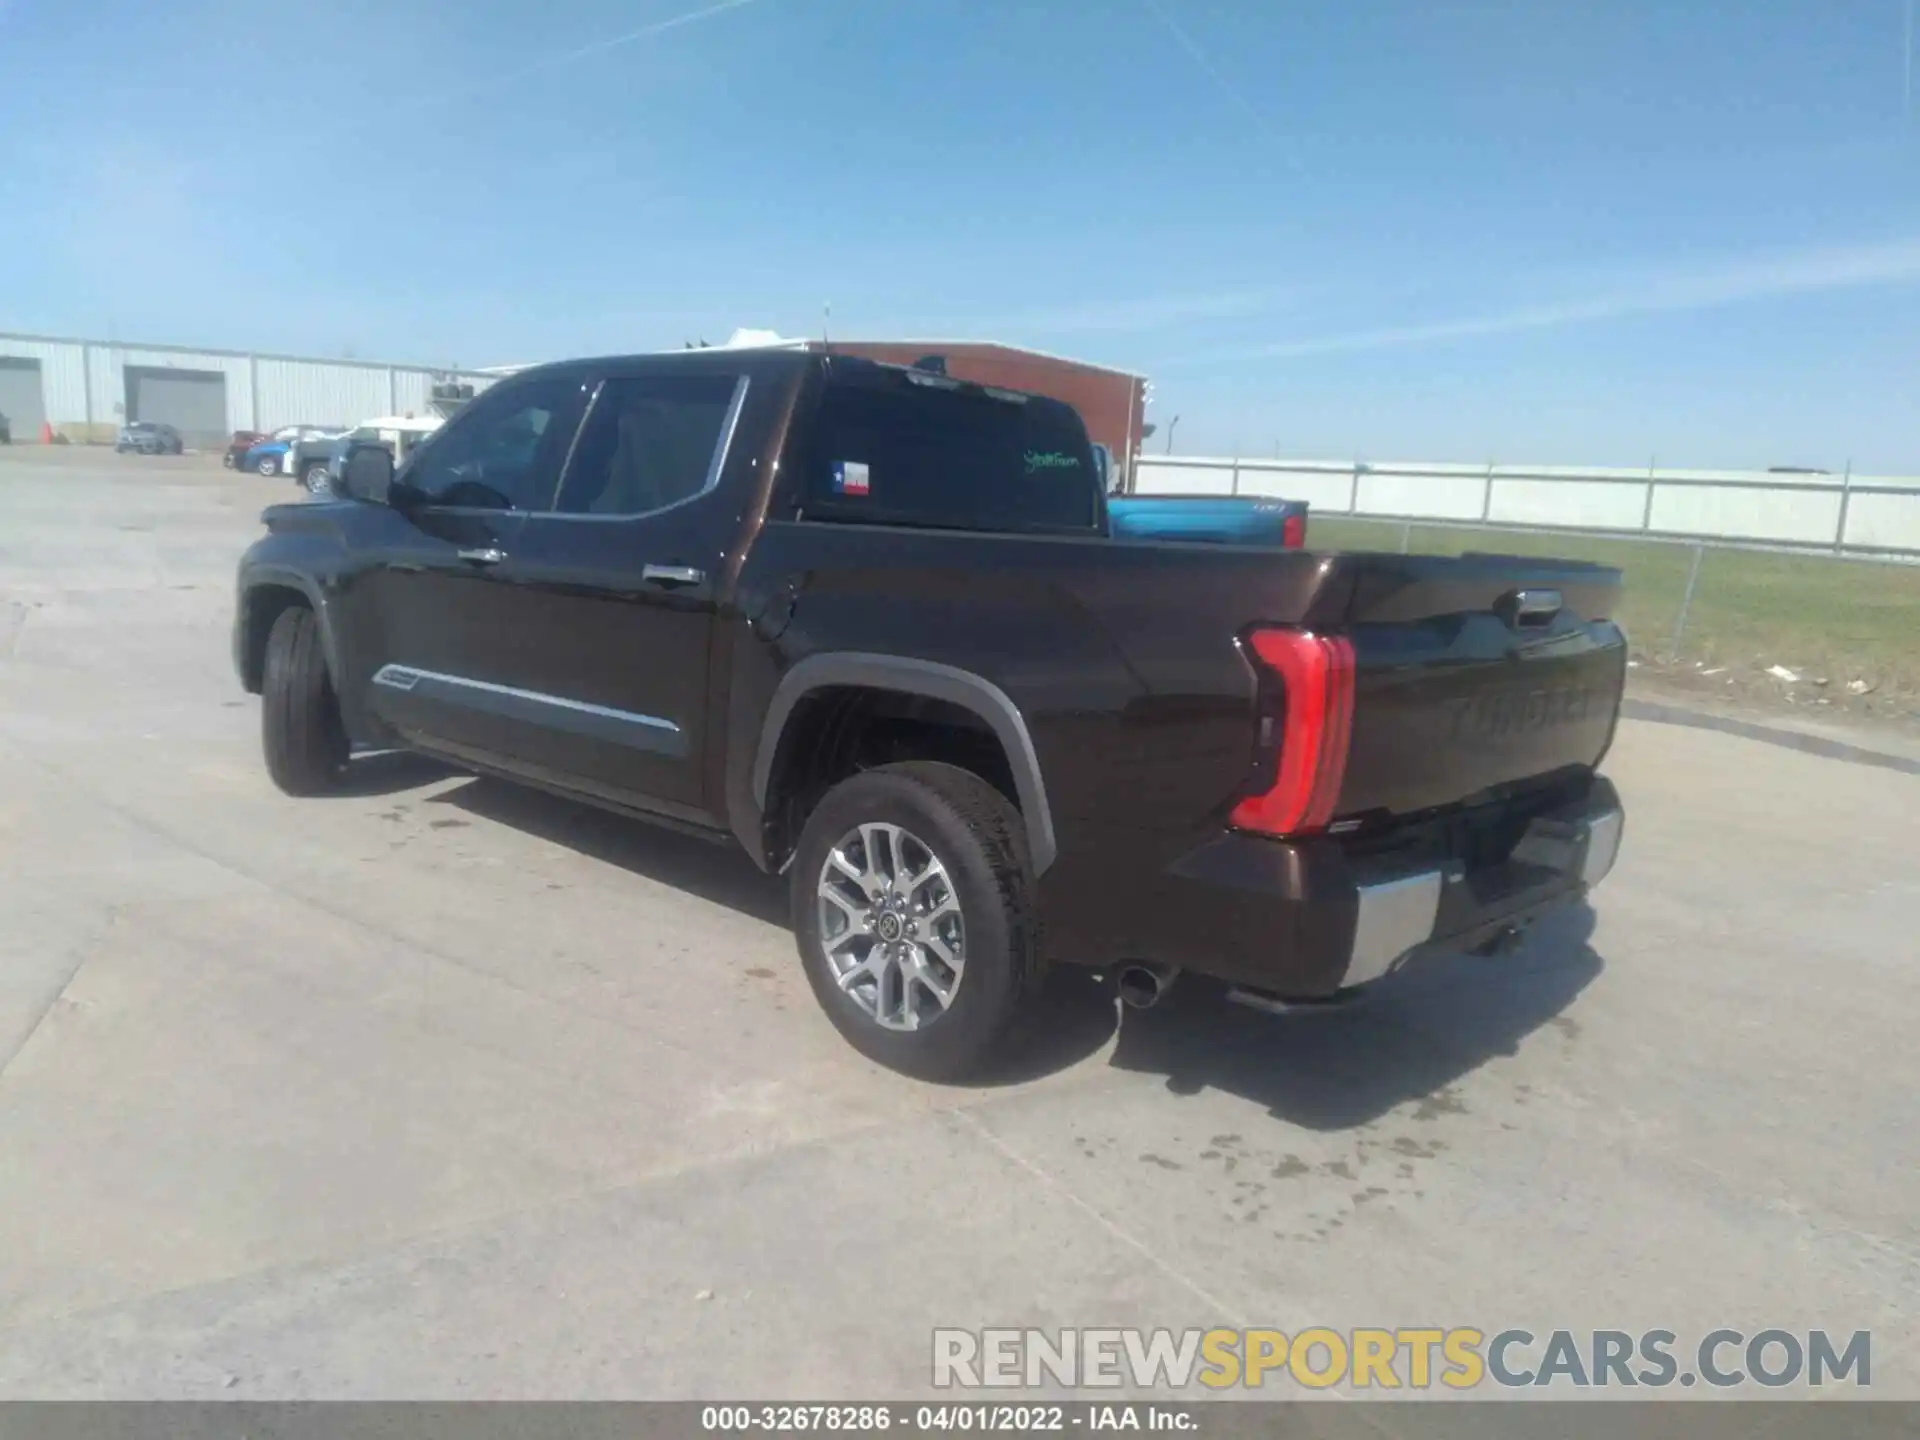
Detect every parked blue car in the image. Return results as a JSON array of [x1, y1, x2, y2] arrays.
[[240, 440, 292, 476], [240, 424, 340, 478]]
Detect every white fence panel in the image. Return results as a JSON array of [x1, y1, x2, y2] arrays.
[[1648, 482, 1842, 544], [1237, 467, 1354, 510], [1356, 467, 1485, 520], [1842, 488, 1920, 552], [1133, 452, 1920, 556], [1490, 476, 1647, 530], [1135, 460, 1236, 495]]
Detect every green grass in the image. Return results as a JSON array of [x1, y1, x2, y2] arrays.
[[1309, 516, 1920, 697]]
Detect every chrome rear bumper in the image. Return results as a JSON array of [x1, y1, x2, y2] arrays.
[[1342, 801, 1624, 988]]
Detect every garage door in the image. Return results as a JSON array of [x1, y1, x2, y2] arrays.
[[0, 358, 47, 442], [125, 367, 228, 449]]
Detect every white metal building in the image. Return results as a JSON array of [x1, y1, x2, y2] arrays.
[[0, 332, 498, 448]]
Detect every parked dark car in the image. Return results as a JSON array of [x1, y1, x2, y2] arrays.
[[223, 430, 267, 469], [233, 350, 1627, 1079], [289, 429, 361, 493], [117, 421, 183, 455], [310, 419, 442, 496]]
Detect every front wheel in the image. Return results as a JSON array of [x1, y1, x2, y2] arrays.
[[256, 454, 278, 476], [302, 462, 334, 496], [260, 605, 348, 795], [790, 761, 1042, 1081], [222, 453, 235, 469]]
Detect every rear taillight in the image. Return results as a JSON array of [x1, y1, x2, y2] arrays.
[[1281, 511, 1306, 549], [1230, 628, 1355, 837]]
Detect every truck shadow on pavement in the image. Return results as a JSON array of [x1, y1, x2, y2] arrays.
[[426, 775, 1600, 1124], [1097, 905, 1603, 1130], [426, 776, 1123, 1074], [331, 750, 453, 797], [429, 776, 791, 926]]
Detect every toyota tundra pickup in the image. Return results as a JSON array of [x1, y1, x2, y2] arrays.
[[233, 348, 1626, 1079]]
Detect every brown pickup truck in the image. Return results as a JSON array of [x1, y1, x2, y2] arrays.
[[235, 346, 1626, 1079]]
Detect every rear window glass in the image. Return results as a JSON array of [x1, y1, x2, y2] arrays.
[[801, 367, 1099, 534]]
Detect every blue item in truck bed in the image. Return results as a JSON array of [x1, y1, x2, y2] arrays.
[[1108, 494, 1308, 548]]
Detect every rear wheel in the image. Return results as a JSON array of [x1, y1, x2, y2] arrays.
[[261, 605, 347, 795], [303, 462, 333, 496], [256, 454, 278, 476], [790, 761, 1042, 1081]]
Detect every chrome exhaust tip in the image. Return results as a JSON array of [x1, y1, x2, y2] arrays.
[[1117, 963, 1179, 1010]]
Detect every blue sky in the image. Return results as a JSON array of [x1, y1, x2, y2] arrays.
[[2, 0, 1917, 469]]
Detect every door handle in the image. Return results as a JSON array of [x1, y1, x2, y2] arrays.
[[642, 564, 706, 587], [456, 546, 507, 565]]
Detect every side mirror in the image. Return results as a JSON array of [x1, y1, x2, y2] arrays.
[[341, 442, 395, 504]]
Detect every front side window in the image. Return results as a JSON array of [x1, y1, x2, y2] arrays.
[[552, 373, 741, 516], [404, 376, 580, 511]]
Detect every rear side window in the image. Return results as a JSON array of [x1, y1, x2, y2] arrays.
[[553, 374, 742, 517], [801, 369, 1100, 534]]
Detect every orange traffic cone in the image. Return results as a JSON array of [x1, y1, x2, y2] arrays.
[[39, 422, 54, 445]]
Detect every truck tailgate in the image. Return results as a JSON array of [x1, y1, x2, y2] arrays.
[[1325, 554, 1627, 822]]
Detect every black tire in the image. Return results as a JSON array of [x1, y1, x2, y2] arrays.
[[790, 761, 1043, 1081], [256, 454, 278, 476], [302, 462, 333, 496], [222, 452, 235, 469], [261, 605, 347, 795]]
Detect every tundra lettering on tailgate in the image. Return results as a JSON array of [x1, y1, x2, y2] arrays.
[[1447, 685, 1594, 745]]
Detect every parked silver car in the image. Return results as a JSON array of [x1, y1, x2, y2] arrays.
[[116, 422, 184, 455]]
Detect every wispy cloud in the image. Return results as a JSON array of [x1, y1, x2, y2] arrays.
[[1140, 0, 1300, 168], [1162, 238, 1920, 367], [910, 284, 1307, 341], [396, 0, 762, 114]]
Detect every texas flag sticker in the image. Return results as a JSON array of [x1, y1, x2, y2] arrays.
[[832, 460, 871, 496]]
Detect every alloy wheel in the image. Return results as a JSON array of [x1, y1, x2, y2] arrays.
[[815, 822, 966, 1031]]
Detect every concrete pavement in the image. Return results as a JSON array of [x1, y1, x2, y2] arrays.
[[0, 451, 1913, 1402]]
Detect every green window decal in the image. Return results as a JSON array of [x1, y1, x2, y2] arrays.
[[1024, 450, 1081, 473]]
